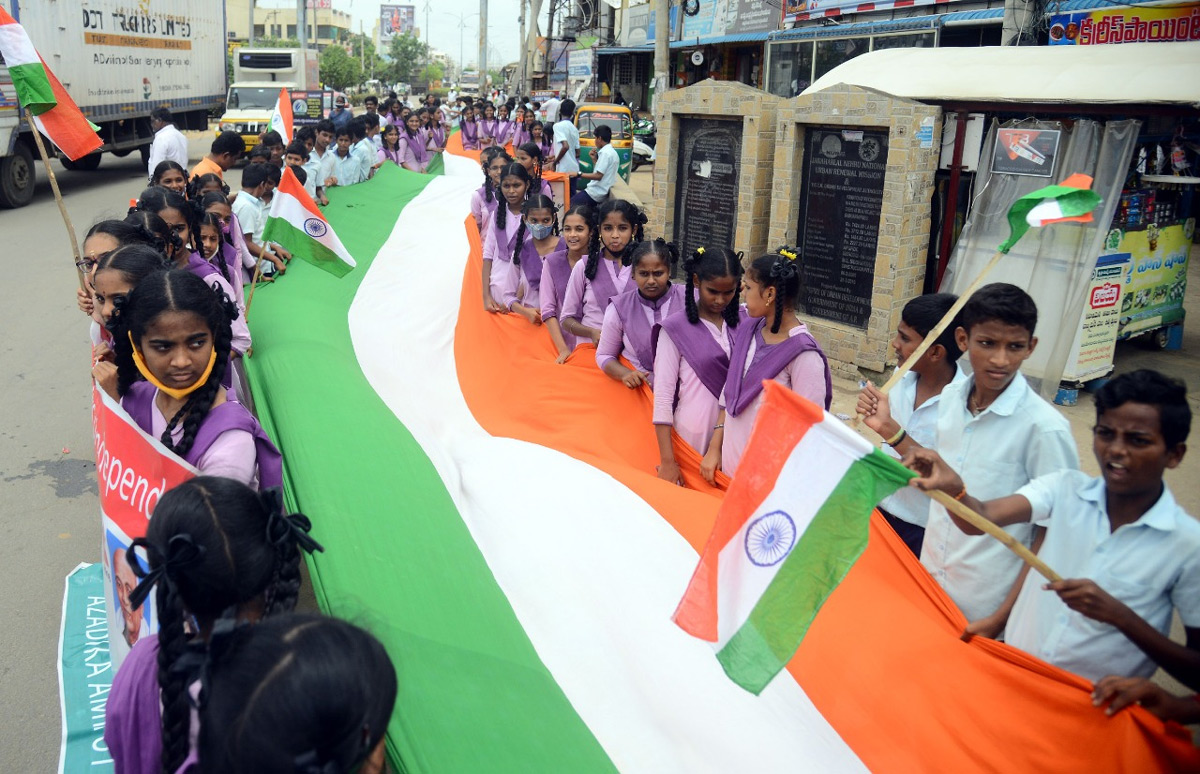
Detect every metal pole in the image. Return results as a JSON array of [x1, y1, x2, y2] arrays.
[[297, 0, 306, 48], [517, 0, 526, 96], [652, 0, 668, 114], [248, 0, 255, 45], [479, 0, 488, 95]]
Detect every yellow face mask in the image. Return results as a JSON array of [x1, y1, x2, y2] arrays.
[[128, 331, 218, 400]]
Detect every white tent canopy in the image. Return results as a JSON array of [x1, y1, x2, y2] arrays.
[[805, 42, 1200, 107]]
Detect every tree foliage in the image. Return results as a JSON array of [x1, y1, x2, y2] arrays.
[[422, 62, 444, 84], [319, 46, 362, 90], [387, 33, 428, 83]]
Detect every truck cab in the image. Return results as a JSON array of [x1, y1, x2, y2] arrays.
[[219, 48, 318, 149]]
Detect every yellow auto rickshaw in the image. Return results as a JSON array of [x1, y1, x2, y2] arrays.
[[575, 104, 633, 183]]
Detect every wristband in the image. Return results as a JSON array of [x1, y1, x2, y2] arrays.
[[953, 486, 968, 502], [885, 427, 907, 446], [713, 423, 724, 431]]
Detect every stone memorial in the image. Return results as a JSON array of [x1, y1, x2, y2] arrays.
[[673, 117, 743, 259]]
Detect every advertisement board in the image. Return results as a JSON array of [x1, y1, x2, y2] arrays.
[[290, 89, 335, 125], [1112, 219, 1193, 338], [379, 4, 416, 44], [991, 127, 1061, 178], [1063, 252, 1129, 381], [1048, 6, 1200, 45], [621, 3, 679, 46], [788, 0, 965, 21]]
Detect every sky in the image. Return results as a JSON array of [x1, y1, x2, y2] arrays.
[[257, 0, 531, 67]]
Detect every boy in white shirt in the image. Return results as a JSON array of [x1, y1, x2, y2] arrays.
[[908, 369, 1199, 690], [552, 99, 580, 197], [231, 163, 288, 277]]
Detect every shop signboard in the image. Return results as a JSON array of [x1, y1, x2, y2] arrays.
[[991, 127, 1060, 178], [290, 90, 334, 126], [1112, 219, 1193, 338], [724, 0, 783, 35], [379, 5, 416, 44], [683, 0, 725, 38], [1063, 252, 1129, 381], [621, 3, 679, 46], [1048, 6, 1200, 45], [788, 0, 966, 21]]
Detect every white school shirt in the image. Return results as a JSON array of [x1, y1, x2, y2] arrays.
[[1006, 472, 1200, 682], [301, 155, 321, 199], [585, 143, 620, 201], [230, 191, 266, 244], [553, 119, 580, 174], [919, 373, 1079, 622], [879, 367, 966, 527], [147, 123, 189, 178]]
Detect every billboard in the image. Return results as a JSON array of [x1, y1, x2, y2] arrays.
[[1048, 6, 1200, 45], [380, 4, 416, 44]]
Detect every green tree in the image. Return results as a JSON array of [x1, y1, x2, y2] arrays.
[[320, 46, 362, 90], [387, 32, 427, 83], [345, 32, 384, 82], [422, 62, 444, 84]]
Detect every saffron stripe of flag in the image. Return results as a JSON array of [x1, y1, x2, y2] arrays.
[[269, 88, 293, 144], [0, 8, 101, 161], [674, 382, 914, 694], [261, 167, 356, 277], [998, 172, 1101, 253]]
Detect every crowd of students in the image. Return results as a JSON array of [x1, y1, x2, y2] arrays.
[[81, 110, 1197, 773]]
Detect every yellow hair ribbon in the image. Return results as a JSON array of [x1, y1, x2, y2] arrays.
[[696, 247, 705, 255], [128, 331, 218, 401], [779, 249, 798, 261]]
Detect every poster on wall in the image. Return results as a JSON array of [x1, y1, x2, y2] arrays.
[[683, 0, 726, 38], [621, 4, 679, 45], [991, 127, 1061, 178], [290, 90, 334, 125], [1063, 252, 1129, 381], [725, 0, 784, 35], [1112, 219, 1193, 338], [1048, 6, 1200, 45], [788, 0, 964, 21], [379, 4, 416, 44]]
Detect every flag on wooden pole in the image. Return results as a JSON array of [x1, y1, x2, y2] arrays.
[[998, 173, 1102, 253], [261, 166, 355, 277], [268, 88, 294, 144]]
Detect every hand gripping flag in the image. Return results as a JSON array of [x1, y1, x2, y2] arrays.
[[268, 88, 293, 144], [674, 382, 914, 694], [998, 173, 1102, 253], [261, 166, 356, 277], [0, 8, 101, 160]]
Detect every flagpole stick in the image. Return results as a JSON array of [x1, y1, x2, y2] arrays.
[[27, 116, 87, 292], [924, 488, 1062, 583], [243, 253, 267, 323]]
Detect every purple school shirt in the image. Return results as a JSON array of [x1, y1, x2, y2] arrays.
[[461, 118, 480, 150], [596, 284, 686, 378], [652, 315, 734, 455], [561, 258, 632, 332], [402, 130, 431, 170], [105, 635, 200, 774], [497, 236, 564, 311], [471, 185, 501, 232], [512, 124, 531, 149], [483, 207, 524, 265], [539, 248, 578, 350]]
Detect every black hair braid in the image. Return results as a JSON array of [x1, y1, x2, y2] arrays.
[[108, 308, 141, 397], [495, 195, 508, 230], [724, 283, 742, 328], [264, 528, 303, 616], [684, 250, 701, 324], [161, 287, 236, 457], [511, 217, 528, 266], [584, 226, 603, 281], [771, 291, 786, 334], [765, 249, 801, 335], [156, 577, 192, 774]]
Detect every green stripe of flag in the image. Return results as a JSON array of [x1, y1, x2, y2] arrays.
[[242, 163, 616, 773], [716, 448, 914, 694], [261, 216, 353, 278], [8, 61, 56, 114]]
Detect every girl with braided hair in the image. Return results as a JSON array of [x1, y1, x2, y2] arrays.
[[651, 246, 743, 485], [541, 204, 593, 361], [560, 198, 644, 345], [186, 172, 229, 200], [482, 162, 533, 313], [196, 613, 395, 774], [531, 121, 555, 169], [89, 245, 173, 396], [460, 98, 481, 150], [134, 187, 198, 255], [149, 160, 187, 194], [596, 238, 685, 390], [514, 142, 554, 199], [511, 106, 531, 148], [495, 195, 563, 324], [76, 219, 173, 321], [712, 248, 832, 479], [105, 477, 323, 774], [103, 270, 281, 487], [197, 193, 247, 306], [471, 147, 511, 232]]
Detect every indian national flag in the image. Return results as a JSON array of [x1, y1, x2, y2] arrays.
[[261, 166, 354, 277], [268, 88, 293, 144], [233, 136, 1200, 773], [674, 383, 914, 693], [999, 172, 1102, 253], [0, 8, 101, 160]]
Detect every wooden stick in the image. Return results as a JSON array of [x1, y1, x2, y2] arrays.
[[243, 253, 268, 323], [27, 117, 87, 291], [926, 488, 1062, 583]]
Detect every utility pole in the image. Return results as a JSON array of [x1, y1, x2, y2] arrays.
[[479, 0, 488, 94], [517, 0, 526, 96], [297, 0, 306, 49], [524, 0, 543, 95], [248, 0, 255, 46], [652, 0, 668, 114]]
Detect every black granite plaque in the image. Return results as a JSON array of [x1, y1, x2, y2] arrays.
[[796, 127, 888, 329], [673, 117, 742, 261]]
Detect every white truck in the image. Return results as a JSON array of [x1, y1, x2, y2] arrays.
[[0, 0, 226, 207], [219, 47, 320, 151]]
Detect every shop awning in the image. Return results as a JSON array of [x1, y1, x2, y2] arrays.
[[804, 41, 1200, 106], [596, 45, 654, 55], [671, 30, 773, 49], [771, 7, 1002, 41]]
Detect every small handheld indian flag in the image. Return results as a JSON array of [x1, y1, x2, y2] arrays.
[[268, 88, 293, 144], [0, 8, 101, 160], [261, 167, 355, 278], [674, 382, 914, 694], [998, 173, 1102, 253]]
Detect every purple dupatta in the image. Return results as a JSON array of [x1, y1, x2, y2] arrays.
[[652, 312, 734, 400], [609, 284, 685, 373], [723, 318, 832, 416]]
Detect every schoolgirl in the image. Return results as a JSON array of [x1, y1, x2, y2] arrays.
[[88, 245, 172, 397], [101, 270, 281, 487], [540, 204, 593, 360], [399, 111, 434, 173], [196, 613, 396, 774], [385, 98, 405, 128], [376, 122, 405, 167], [596, 238, 686, 389], [186, 172, 229, 202], [150, 161, 187, 194], [531, 121, 555, 168], [494, 103, 514, 146], [713, 248, 832, 479], [651, 246, 743, 485], [479, 103, 499, 148], [197, 192, 246, 306], [482, 162, 533, 312], [511, 106, 531, 148], [134, 188, 196, 254], [560, 198, 644, 345], [460, 99, 481, 150], [514, 142, 554, 199], [471, 147, 511, 232], [496, 195, 563, 324], [426, 105, 448, 149], [76, 219, 173, 323], [104, 477, 322, 774]]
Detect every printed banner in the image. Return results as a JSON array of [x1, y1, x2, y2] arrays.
[[1049, 6, 1200, 45], [57, 563, 115, 774], [379, 4, 416, 44], [1063, 252, 1129, 381], [991, 128, 1061, 178], [788, 0, 958, 21], [92, 384, 196, 670], [290, 89, 335, 126], [1109, 219, 1194, 338]]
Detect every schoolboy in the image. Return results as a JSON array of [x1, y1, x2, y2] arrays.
[[246, 144, 273, 166], [360, 112, 382, 155], [283, 142, 317, 200], [857, 293, 964, 556], [260, 130, 286, 167], [348, 117, 376, 182], [231, 163, 288, 277], [918, 283, 1078, 634], [908, 370, 1198, 689], [323, 126, 363, 188], [310, 120, 335, 205], [189, 131, 244, 181], [552, 99, 580, 197]]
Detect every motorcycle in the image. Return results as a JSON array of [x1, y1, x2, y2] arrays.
[[632, 137, 655, 171], [631, 104, 656, 149]]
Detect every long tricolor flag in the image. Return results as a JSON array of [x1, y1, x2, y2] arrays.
[[268, 87, 293, 144], [998, 172, 1102, 253], [0, 8, 101, 160], [261, 166, 355, 277], [674, 382, 914, 694]]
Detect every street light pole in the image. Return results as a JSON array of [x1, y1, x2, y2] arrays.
[[479, 0, 488, 95]]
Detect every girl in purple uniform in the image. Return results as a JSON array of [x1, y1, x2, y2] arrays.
[[652, 246, 743, 486], [713, 248, 832, 479], [561, 198, 644, 346], [470, 147, 511, 232], [497, 195, 564, 324], [514, 142, 554, 199], [493, 103, 515, 146], [482, 163, 532, 312], [541, 204, 593, 362], [596, 238, 685, 390], [104, 477, 322, 774], [99, 270, 281, 488], [511, 106, 531, 148], [531, 121, 555, 169]]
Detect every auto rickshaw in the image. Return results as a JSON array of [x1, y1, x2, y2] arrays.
[[575, 104, 633, 182]]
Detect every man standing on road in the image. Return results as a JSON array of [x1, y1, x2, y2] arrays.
[[571, 125, 618, 208], [330, 95, 353, 132], [541, 93, 562, 124], [146, 107, 188, 181], [553, 99, 580, 198]]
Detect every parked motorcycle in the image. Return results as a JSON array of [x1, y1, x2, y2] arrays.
[[631, 104, 656, 149], [632, 137, 655, 171]]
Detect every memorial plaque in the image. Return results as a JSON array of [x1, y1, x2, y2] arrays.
[[673, 117, 742, 261], [796, 127, 888, 329]]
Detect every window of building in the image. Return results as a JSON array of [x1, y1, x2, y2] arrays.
[[766, 41, 814, 98], [870, 32, 934, 50], [813, 37, 869, 81]]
